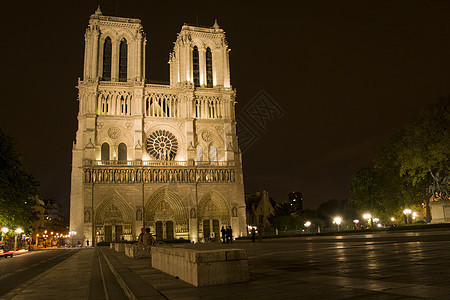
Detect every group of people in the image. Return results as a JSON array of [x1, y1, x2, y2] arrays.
[[138, 227, 155, 252], [220, 226, 233, 243]]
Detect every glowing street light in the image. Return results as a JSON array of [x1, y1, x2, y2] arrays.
[[391, 217, 396, 222], [304, 221, 311, 228], [403, 209, 412, 224], [1, 227, 8, 244], [69, 231, 77, 247], [412, 212, 418, 220], [333, 217, 342, 231], [14, 228, 24, 251]]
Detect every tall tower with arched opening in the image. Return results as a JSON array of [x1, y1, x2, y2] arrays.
[[70, 8, 246, 244]]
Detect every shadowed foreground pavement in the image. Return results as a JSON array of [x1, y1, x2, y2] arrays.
[[1, 229, 449, 299]]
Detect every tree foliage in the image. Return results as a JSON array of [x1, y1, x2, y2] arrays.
[[0, 129, 39, 231], [349, 97, 449, 223]]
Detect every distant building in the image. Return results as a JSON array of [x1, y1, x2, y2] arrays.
[[31, 197, 46, 243], [44, 199, 68, 236], [245, 191, 276, 231], [288, 191, 303, 211]]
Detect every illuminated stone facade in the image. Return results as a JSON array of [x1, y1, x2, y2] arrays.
[[70, 7, 246, 244]]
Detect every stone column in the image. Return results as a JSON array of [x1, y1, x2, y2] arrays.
[[92, 31, 100, 79]]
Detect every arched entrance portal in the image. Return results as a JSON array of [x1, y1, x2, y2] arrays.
[[198, 191, 230, 241], [94, 194, 134, 242], [144, 187, 189, 240]]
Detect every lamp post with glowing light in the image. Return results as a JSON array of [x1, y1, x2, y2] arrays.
[[333, 217, 342, 231], [2, 227, 9, 244], [412, 212, 418, 222], [69, 231, 77, 247], [14, 228, 23, 251], [1, 227, 8, 244], [403, 209, 412, 224], [363, 213, 372, 228], [353, 219, 359, 230], [304, 221, 311, 233]]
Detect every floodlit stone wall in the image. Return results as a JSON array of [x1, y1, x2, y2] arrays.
[[70, 8, 247, 246]]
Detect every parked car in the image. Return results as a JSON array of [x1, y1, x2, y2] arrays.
[[0, 244, 14, 258]]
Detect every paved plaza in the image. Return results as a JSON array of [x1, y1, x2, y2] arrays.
[[1, 229, 449, 299]]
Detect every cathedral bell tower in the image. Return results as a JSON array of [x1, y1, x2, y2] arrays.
[[169, 20, 230, 88], [70, 8, 246, 245]]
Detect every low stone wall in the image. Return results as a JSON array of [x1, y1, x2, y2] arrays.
[[114, 243, 125, 252], [124, 244, 149, 258], [151, 247, 249, 287]]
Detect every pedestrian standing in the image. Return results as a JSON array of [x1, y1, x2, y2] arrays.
[[142, 228, 153, 254], [86, 240, 90, 247], [221, 226, 226, 244], [227, 226, 233, 243], [138, 227, 145, 249], [251, 227, 256, 242]]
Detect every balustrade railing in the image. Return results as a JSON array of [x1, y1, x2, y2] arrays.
[[89, 160, 234, 167], [83, 167, 236, 184]]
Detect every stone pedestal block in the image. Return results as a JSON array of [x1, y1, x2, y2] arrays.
[[430, 200, 450, 223], [114, 243, 125, 252], [151, 247, 249, 287]]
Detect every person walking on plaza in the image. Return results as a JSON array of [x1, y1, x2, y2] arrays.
[[251, 227, 256, 242], [221, 226, 226, 244]]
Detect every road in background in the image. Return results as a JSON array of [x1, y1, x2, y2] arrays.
[[0, 249, 79, 296]]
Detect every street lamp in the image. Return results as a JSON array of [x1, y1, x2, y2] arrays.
[[353, 219, 359, 230], [403, 209, 412, 224], [304, 221, 311, 233], [69, 231, 77, 247], [1, 227, 8, 244], [14, 228, 23, 251], [363, 213, 372, 228], [333, 217, 342, 231]]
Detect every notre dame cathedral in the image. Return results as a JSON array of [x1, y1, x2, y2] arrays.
[[70, 7, 247, 244]]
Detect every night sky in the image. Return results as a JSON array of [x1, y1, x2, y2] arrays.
[[1, 1, 449, 218]]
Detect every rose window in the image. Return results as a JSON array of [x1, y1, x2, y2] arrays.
[[146, 130, 178, 160]]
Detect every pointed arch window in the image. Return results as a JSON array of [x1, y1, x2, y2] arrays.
[[101, 142, 110, 161], [196, 145, 203, 162], [102, 37, 112, 81], [118, 143, 127, 161], [119, 38, 128, 82], [210, 145, 217, 162], [193, 46, 200, 87], [206, 47, 213, 88]]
